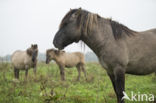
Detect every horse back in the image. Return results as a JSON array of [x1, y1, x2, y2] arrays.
[[60, 52, 85, 67]]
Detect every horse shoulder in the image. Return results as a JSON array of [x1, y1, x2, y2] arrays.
[[54, 54, 65, 66], [98, 40, 129, 71], [22, 52, 33, 68]]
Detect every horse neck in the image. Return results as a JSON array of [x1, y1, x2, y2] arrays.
[[81, 19, 115, 57]]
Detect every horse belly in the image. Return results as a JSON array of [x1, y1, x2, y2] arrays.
[[65, 65, 73, 68], [126, 60, 156, 75], [64, 56, 79, 67], [12, 60, 25, 69], [65, 62, 77, 68]]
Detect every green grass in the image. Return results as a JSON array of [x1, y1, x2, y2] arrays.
[[0, 62, 155, 103]]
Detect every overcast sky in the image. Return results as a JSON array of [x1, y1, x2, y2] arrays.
[[0, 0, 156, 56]]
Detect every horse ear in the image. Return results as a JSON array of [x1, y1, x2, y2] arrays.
[[77, 7, 81, 14], [72, 7, 81, 18], [27, 49, 32, 56], [34, 44, 38, 49]]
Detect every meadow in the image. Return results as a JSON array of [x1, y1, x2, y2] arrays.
[[0, 62, 155, 103]]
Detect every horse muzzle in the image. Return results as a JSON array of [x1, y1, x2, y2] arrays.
[[53, 39, 64, 50]]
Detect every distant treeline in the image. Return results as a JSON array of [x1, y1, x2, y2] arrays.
[[0, 52, 98, 62]]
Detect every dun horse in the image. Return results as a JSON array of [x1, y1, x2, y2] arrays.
[[46, 48, 87, 81], [53, 8, 156, 103], [11, 44, 38, 80]]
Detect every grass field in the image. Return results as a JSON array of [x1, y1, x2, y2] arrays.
[[0, 62, 156, 103]]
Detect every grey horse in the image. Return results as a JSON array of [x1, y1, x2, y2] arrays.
[[53, 8, 156, 103]]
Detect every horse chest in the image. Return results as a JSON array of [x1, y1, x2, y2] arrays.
[[99, 57, 108, 70]]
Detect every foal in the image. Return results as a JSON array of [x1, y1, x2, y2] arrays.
[[46, 49, 87, 81]]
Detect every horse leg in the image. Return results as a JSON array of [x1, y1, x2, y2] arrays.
[[81, 64, 87, 80], [16, 69, 19, 79], [25, 65, 29, 80], [114, 65, 125, 103], [14, 67, 16, 79], [107, 73, 117, 95], [76, 64, 81, 81], [25, 69, 28, 80], [33, 65, 37, 76], [59, 65, 65, 81], [14, 67, 19, 79]]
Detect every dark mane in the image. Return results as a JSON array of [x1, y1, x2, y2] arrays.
[[110, 19, 136, 39], [60, 8, 99, 35], [60, 8, 136, 39], [59, 9, 78, 28]]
